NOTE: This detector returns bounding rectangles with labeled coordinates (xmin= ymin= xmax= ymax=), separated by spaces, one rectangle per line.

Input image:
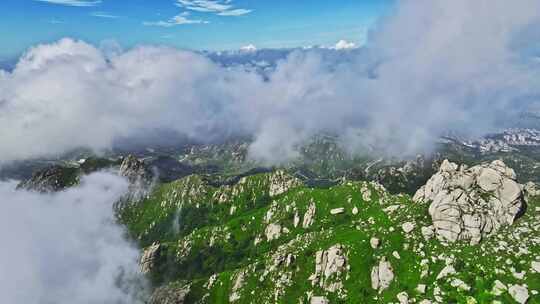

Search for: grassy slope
xmin=120 ymin=171 xmax=540 ymax=303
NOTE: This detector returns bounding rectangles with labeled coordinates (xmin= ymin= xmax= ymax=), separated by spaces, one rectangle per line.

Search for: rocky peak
xmin=119 ymin=155 xmax=152 ymax=184
xmin=414 ymin=159 xmax=525 ymax=244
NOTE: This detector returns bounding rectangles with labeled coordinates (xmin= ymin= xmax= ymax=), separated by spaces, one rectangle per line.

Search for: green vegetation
xmin=120 ymin=170 xmax=540 ymax=303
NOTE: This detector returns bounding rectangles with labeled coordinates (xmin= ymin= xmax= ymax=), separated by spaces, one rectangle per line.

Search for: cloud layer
xmin=0 ymin=172 xmax=148 ymax=304
xmin=2 ymin=0 xmax=540 ymax=163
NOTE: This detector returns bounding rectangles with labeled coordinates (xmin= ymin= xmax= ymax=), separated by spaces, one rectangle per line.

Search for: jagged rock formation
xmin=414 ymin=159 xmax=525 ymax=244
xmin=120 ymin=155 xmax=153 ymax=184
xmin=119 ymin=155 xmax=154 ymax=200
xmin=140 ymin=242 xmax=161 ymax=274
xmin=17 ymin=165 xmax=78 ymax=192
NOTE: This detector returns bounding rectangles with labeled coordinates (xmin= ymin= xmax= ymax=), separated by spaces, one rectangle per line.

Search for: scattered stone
xmin=436 ymin=265 xmax=456 ymax=280
xmin=531 ymin=261 xmax=540 ymax=273
xmin=361 ymin=185 xmax=372 ymax=201
xmin=491 ymin=280 xmax=507 ymax=296
xmin=293 ymin=212 xmax=300 ymax=228
xmin=384 ymin=205 xmax=401 ymax=213
xmin=421 ymin=226 xmax=435 ymax=240
xmin=450 ymin=278 xmax=470 ymax=291
xmin=397 ymin=291 xmax=409 ymax=304
xmin=402 ymin=222 xmax=415 ymax=234
xmin=370 ymin=237 xmax=380 ymax=249
xmin=229 ymin=270 xmax=246 ymax=302
xmin=310 ymin=296 xmax=329 ymax=304
xmin=509 ymin=284 xmax=529 ymax=304
xmin=330 ymin=208 xmax=345 ymax=215
xmin=524 ymin=181 xmax=540 ymax=197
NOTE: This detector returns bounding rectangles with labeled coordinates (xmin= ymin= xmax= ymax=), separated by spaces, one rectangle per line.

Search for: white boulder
xmin=414 ymin=160 xmax=525 ymax=244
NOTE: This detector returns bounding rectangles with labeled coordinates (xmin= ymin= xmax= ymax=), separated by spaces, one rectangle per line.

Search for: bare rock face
xmin=414 ymin=159 xmax=525 ymax=244
xmin=140 ymin=242 xmax=161 ymax=274
xmin=371 ymin=257 xmax=394 ymax=293
xmin=149 ymin=282 xmax=190 ymax=304
xmin=309 ymin=244 xmax=348 ymax=292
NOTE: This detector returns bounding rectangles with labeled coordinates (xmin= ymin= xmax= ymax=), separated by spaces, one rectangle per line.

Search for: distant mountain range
xmin=0 ymin=58 xmax=15 ymax=71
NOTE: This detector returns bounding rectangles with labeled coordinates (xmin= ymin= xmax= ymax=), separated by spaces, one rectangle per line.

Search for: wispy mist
xmin=1 ymin=0 xmax=540 ymax=163
xmin=0 ymin=172 xmax=148 ymax=304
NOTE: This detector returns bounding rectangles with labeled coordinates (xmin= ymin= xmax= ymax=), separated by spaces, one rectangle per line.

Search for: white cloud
xmin=2 ymin=0 xmax=540 ymax=164
xmin=34 ymin=0 xmax=101 ymax=7
xmin=332 ymin=39 xmax=357 ymax=50
xmin=177 ymin=0 xmax=252 ymax=16
xmin=0 ymin=172 xmax=149 ymax=304
xmin=90 ymin=11 xmax=121 ymax=19
xmin=217 ymin=8 xmax=252 ymax=16
xmin=143 ymin=12 xmax=208 ymax=26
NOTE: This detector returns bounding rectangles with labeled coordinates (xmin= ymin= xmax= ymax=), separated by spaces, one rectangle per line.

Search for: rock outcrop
xmin=303 ymin=201 xmax=316 ymax=228
xmin=17 ymin=165 xmax=78 ymax=192
xmin=229 ymin=270 xmax=246 ymax=302
xmin=140 ymin=242 xmax=161 ymax=274
xmin=413 ymin=160 xmax=525 ymax=244
xmin=149 ymin=282 xmax=190 ymax=304
xmin=309 ymin=244 xmax=348 ymax=292
xmin=265 ymin=223 xmax=282 ymax=241
xmin=268 ymin=170 xmax=302 ymax=197
xmin=371 ymin=257 xmax=394 ymax=293
xmin=119 ymin=155 xmax=154 ymax=200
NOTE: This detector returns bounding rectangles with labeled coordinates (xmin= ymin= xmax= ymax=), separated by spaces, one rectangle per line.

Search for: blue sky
xmin=0 ymin=0 xmax=393 ymax=60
